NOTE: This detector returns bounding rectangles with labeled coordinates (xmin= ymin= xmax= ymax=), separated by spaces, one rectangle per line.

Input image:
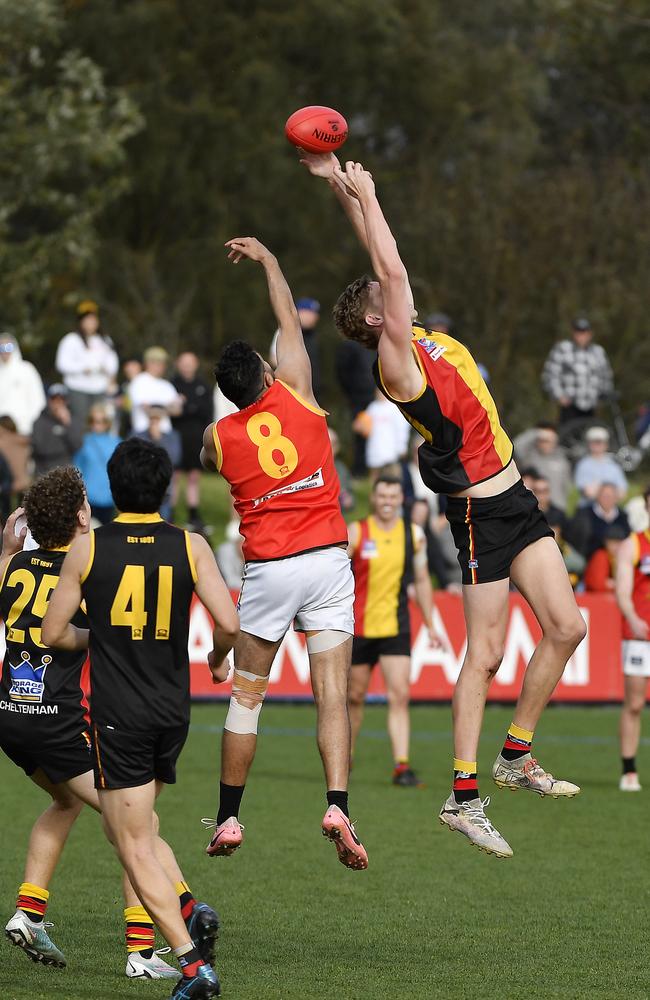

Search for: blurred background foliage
xmin=2 ymin=0 xmax=650 ymax=432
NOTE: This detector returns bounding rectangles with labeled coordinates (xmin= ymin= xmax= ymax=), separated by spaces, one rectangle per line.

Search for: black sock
xmin=175 ymin=944 xmax=203 ymax=978
xmin=326 ymin=790 xmax=349 ymax=816
xmin=138 ymin=947 xmax=154 ymax=959
xmin=217 ymin=781 xmax=245 ymax=825
xmin=622 ymin=756 xmax=637 ymax=774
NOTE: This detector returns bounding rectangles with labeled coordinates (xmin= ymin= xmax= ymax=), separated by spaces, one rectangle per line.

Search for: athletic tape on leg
xmin=224 ymin=669 xmax=268 ymax=735
xmin=306 ymin=630 xmax=350 ymax=654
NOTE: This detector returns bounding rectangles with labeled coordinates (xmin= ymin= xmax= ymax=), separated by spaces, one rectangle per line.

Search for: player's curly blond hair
xmin=23 ymin=466 xmax=86 ymax=550
xmin=332 ymin=275 xmax=379 ymax=348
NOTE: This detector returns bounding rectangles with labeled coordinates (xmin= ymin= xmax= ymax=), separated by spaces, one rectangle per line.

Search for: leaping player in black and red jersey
xmin=301 ymin=152 xmax=586 ymax=859
xmin=201 ymin=236 xmax=368 ymax=871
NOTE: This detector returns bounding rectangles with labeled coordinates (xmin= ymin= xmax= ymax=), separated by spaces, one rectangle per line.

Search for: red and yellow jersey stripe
xmin=351 ymin=516 xmax=415 ymax=638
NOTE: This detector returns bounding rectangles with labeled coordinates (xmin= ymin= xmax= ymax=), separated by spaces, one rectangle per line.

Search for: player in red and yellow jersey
xmin=301 ymin=151 xmax=586 ymax=859
xmin=200 ymin=237 xmax=367 ymax=871
xmin=348 ymin=475 xmax=443 ymax=787
xmin=615 ymin=485 xmax=650 ymax=792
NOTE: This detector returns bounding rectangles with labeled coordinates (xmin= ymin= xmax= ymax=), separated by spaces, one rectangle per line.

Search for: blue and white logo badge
xmin=8 ymin=651 xmax=52 ymax=704
xmin=361 ymin=539 xmax=379 ymax=560
xmin=417 ymin=338 xmax=447 ymax=362
xmin=468 ymin=559 xmax=479 ymax=570
xmin=639 ymin=555 xmax=650 ymax=576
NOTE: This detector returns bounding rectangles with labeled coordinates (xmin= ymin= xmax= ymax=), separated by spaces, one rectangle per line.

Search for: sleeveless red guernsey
xmin=622 ymin=530 xmax=650 ymax=640
xmin=373 ymin=323 xmax=513 ymax=494
xmin=213 ymin=380 xmax=347 ymax=561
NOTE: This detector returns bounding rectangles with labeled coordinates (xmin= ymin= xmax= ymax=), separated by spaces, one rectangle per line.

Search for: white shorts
xmin=622 ymin=640 xmax=650 ymax=678
xmin=237 ymin=546 xmax=355 ymax=643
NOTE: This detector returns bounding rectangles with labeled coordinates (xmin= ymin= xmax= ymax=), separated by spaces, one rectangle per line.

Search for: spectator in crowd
xmin=328 ymin=429 xmax=354 ymax=512
xmin=334 ymin=339 xmax=375 ymax=477
xmin=133 ymin=405 xmax=181 ymax=520
xmin=270 ymin=296 xmax=322 ymax=396
xmin=424 ymin=312 xmax=452 ymax=334
xmin=574 ymin=426 xmax=628 ymax=504
xmin=0 ymin=334 xmax=46 ymax=436
xmin=410 ymin=497 xmax=461 ymax=591
xmin=31 ymin=384 xmax=84 ymax=477
xmin=567 ymin=482 xmax=630 ymax=560
xmin=583 ymin=523 xmax=628 ymax=593
xmin=520 ymin=466 xmax=539 ymax=493
xmin=546 ymin=512 xmax=586 ymax=589
xmin=354 ymin=388 xmax=410 ymax=479
xmin=542 ymin=316 xmax=614 ymax=424
xmin=128 ymin=346 xmax=183 ymax=435
xmin=0 ymin=448 xmax=12 ymax=523
xmin=171 ymin=351 xmax=214 ymax=530
xmin=55 ymin=301 xmax=119 ymax=423
xmin=0 ymin=416 xmax=30 ymax=505
xmin=116 ymin=356 xmax=142 ymax=437
xmin=74 ymin=403 xmax=121 ymax=524
xmin=513 ymin=422 xmax=572 ymax=510
xmin=215 ymin=519 xmax=245 ymax=590
xmin=531 ymin=474 xmax=566 ymax=531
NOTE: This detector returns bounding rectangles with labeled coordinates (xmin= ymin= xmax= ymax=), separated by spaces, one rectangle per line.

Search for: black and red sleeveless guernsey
xmin=373 ymin=323 xmax=513 ymax=494
xmin=0 ymin=547 xmax=88 ymax=744
xmin=81 ymin=515 xmax=196 ymax=731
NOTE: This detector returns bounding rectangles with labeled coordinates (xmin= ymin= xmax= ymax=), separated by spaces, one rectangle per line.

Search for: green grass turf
xmin=1 ymin=703 xmax=648 ymax=1000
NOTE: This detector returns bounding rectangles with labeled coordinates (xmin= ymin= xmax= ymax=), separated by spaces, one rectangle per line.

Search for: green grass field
xmin=1 ymin=703 xmax=648 ymax=1000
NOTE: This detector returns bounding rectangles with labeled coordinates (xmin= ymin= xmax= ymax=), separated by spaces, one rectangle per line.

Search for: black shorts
xmin=91 ymin=722 xmax=189 ymax=790
xmin=0 ymin=730 xmax=92 ymax=785
xmin=445 ymin=479 xmax=554 ymax=585
xmin=351 ymin=633 xmax=411 ymax=665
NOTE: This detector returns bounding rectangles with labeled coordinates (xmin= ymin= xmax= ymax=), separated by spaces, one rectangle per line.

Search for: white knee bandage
xmin=224 ymin=669 xmax=269 ymax=735
xmin=306 ymin=629 xmax=350 ymax=654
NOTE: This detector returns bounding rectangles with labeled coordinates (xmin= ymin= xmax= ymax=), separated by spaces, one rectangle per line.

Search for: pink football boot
xmin=321 ymin=805 xmax=368 ymax=870
xmin=203 ymin=816 xmax=244 ymax=857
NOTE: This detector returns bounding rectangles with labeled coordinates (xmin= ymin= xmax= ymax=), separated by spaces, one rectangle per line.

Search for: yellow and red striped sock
xmin=502 ymin=722 xmax=534 ymax=761
xmin=452 ymin=758 xmax=478 ymax=804
xmin=176 ymin=881 xmax=197 ymax=923
xmin=17 ymin=882 xmax=48 ymax=923
xmin=124 ymin=905 xmax=154 ymax=956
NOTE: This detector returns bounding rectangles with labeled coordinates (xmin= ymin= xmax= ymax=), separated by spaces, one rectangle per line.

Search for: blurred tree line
xmin=2 ymin=0 xmax=650 ymax=434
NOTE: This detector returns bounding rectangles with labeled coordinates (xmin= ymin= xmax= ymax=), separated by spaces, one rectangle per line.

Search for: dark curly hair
xmin=24 ymin=466 xmax=86 ymax=550
xmin=108 ymin=438 xmax=172 ymax=514
xmin=332 ymin=275 xmax=378 ymax=348
xmin=214 ymin=340 xmax=264 ymax=409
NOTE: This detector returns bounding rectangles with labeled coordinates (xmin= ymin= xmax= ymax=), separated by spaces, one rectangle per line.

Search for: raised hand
xmin=297 ymin=149 xmax=340 ymax=179
xmin=2 ymin=507 xmax=27 ymax=558
xmin=225 ymin=237 xmax=273 ymax=264
xmin=333 ymin=161 xmax=375 ymax=202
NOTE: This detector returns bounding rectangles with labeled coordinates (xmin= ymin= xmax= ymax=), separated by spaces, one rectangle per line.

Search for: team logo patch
xmin=252 ymin=469 xmax=324 ymax=508
xmin=639 ymin=556 xmax=650 ymax=576
xmin=416 ymin=338 xmax=447 ymax=362
xmin=8 ymin=650 xmax=52 ymax=704
xmin=361 ymin=540 xmax=379 ymax=559
xmin=468 ymin=559 xmax=479 ymax=569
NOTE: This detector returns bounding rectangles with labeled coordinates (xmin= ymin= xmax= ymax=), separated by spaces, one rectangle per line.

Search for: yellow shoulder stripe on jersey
xmin=80 ymin=531 xmax=95 ymax=584
xmin=432 ymin=332 xmax=513 ymax=467
xmin=184 ymin=531 xmax=198 ymax=584
xmin=50 ymin=545 xmax=71 ymax=552
xmin=276 ymin=380 xmax=329 ymax=416
xmin=376 ymin=341 xmax=427 ymax=404
xmin=212 ymin=424 xmax=223 ymax=472
xmin=0 ymin=552 xmax=18 ymax=593
xmin=114 ymin=513 xmax=163 ymax=524
xmin=632 ymin=533 xmax=641 ymax=567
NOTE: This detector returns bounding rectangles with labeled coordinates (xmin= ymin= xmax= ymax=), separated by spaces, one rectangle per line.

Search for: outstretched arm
xmin=299 ymin=151 xmax=369 ymax=251
xmin=224 ymin=237 xmax=317 ymax=404
xmin=336 ymin=161 xmax=421 ymax=401
xmin=41 ymin=536 xmax=91 ymax=650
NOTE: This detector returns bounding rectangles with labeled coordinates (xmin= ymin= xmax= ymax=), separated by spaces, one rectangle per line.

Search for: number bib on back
xmin=214 ymin=380 xmax=347 ymax=562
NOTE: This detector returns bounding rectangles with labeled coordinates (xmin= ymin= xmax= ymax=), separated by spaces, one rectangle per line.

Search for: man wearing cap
xmin=31 ymin=385 xmax=84 ymax=477
xmin=574 ymin=426 xmax=628 ymax=504
xmin=128 ymin=347 xmax=183 ymax=437
xmin=55 ymin=301 xmax=119 ymax=423
xmin=541 ymin=317 xmax=614 ymax=425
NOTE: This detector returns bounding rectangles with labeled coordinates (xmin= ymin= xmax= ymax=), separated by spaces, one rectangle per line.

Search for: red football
xmin=285 ymin=106 xmax=348 ymax=154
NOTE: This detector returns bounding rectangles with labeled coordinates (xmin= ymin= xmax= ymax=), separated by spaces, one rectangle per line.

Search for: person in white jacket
xmin=0 ymin=335 xmax=46 ymax=436
xmin=55 ymin=301 xmax=119 ymax=422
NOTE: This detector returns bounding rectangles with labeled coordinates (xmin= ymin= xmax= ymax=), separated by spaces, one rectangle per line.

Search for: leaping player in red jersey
xmin=200 ymin=236 xmax=367 ymax=871
xmin=301 ymin=151 xmax=587 ymax=859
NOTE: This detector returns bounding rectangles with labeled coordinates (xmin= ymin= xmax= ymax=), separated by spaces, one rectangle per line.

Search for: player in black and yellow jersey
xmin=348 ymin=475 xmax=443 ymax=787
xmin=0 ymin=467 xmax=188 ymax=981
xmin=43 ymin=439 xmax=239 ymax=1000
xmin=301 ymin=151 xmax=586 ymax=859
